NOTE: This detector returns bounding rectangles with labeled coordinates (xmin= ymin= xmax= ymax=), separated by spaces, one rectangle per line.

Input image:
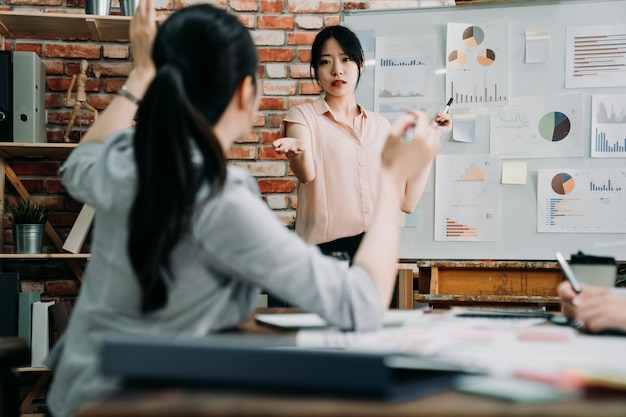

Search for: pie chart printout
xmin=551 ymin=172 xmax=575 ymax=195
xmin=463 ymin=25 xmax=485 ymax=47
xmin=477 ymin=49 xmax=496 ymax=66
xmin=448 ymin=50 xmax=467 ymax=67
xmin=538 ymin=111 xmax=571 ymax=142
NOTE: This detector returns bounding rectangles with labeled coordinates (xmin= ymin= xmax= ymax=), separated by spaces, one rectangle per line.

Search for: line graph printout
xmin=591 ymin=94 xmax=626 ymax=157
xmin=375 ymin=35 xmax=437 ymax=121
xmin=538 ymin=168 xmax=626 ymax=233
xmin=490 ymin=94 xmax=584 ymax=158
xmin=446 ymin=20 xmax=508 ymax=107
xmin=434 ymin=154 xmax=500 ymax=241
xmin=566 ymin=25 xmax=626 ymax=89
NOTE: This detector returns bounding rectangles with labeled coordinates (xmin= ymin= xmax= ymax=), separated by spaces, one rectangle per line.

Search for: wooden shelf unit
xmin=0 ymin=254 xmax=90 ymax=259
xmin=0 ymin=11 xmax=131 ymax=43
xmin=16 ymin=366 xmax=51 ymax=415
xmin=0 ymin=143 xmax=77 ymax=159
xmin=0 ymin=143 xmax=87 ymax=281
xmin=0 ymin=12 xmax=106 ymax=415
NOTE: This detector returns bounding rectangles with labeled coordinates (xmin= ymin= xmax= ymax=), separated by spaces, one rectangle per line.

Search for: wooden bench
xmin=397 ymin=260 xmax=564 ymax=310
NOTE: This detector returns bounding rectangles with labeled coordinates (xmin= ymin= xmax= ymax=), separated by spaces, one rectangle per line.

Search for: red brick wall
xmin=1 ymin=0 xmax=458 ymax=299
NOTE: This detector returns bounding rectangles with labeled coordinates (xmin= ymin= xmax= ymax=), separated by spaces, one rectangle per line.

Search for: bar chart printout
xmin=435 ymin=155 xmax=500 ymax=241
xmin=445 ymin=218 xmax=478 ymax=238
xmin=537 ymin=168 xmax=626 ymax=233
xmin=566 ymin=25 xmax=626 ymax=89
xmin=591 ymin=95 xmax=626 ymax=157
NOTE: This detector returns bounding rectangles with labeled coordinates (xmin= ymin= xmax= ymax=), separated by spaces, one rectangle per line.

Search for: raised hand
xmin=129 ymin=0 xmax=157 ymax=82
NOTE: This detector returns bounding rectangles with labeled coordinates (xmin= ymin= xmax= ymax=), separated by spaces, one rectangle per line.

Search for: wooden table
xmin=77 ymin=387 xmax=626 ymax=417
xmin=413 ymin=260 xmax=564 ymax=310
xmin=76 ymin=309 xmax=626 ymax=417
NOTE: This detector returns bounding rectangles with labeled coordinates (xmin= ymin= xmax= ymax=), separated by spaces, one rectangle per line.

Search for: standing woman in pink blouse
xmin=274 ymin=25 xmax=451 ymax=260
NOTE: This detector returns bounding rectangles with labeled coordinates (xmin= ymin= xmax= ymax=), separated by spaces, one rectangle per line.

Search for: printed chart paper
xmin=591 ymin=94 xmax=626 ymax=157
xmin=537 ymin=168 xmax=626 ymax=233
xmin=375 ymin=35 xmax=437 ymax=122
xmin=490 ymin=94 xmax=584 ymax=158
xmin=566 ymin=25 xmax=626 ymax=89
xmin=446 ymin=20 xmax=509 ymax=107
xmin=434 ymin=154 xmax=500 ymax=241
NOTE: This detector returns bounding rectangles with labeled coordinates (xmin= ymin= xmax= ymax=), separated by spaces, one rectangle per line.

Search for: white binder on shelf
xmin=31 ymin=300 xmax=54 ymax=367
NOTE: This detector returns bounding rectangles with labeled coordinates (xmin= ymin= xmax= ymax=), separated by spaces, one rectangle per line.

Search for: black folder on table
xmin=100 ymin=333 xmax=466 ymax=403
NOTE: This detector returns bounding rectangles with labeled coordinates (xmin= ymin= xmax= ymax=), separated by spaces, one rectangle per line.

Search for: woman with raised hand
xmin=45 ymin=3 xmax=441 ymax=416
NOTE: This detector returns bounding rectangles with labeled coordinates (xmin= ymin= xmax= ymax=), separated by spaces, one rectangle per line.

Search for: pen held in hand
xmin=403 ymin=117 xmax=417 ymax=142
xmin=403 ymin=98 xmax=453 ymax=141
xmin=433 ymin=97 xmax=453 ymax=126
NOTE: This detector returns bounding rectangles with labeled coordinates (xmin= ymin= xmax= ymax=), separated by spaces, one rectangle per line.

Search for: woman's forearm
xmin=400 ymin=159 xmax=434 ymax=213
xmin=352 ymin=169 xmax=404 ymax=307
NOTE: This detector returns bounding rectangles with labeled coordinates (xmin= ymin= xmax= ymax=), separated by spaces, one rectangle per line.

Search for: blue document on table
xmin=100 ymin=332 xmax=466 ymax=403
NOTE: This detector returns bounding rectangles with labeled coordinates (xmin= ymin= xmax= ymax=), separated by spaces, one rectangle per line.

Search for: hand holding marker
xmin=441 ymin=97 xmax=453 ymax=114
xmin=404 ymin=97 xmax=453 ymax=141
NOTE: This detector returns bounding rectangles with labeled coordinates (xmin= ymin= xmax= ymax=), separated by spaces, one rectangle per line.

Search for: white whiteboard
xmin=343 ymin=0 xmax=626 ymax=261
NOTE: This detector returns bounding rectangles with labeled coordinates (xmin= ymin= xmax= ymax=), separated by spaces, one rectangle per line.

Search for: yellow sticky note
xmin=502 ymin=161 xmax=527 ymax=185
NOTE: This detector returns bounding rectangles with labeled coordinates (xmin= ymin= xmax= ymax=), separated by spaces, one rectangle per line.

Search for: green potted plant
xmin=5 ymin=199 xmax=53 ymax=254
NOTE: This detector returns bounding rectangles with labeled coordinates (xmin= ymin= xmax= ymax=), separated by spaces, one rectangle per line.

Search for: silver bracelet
xmin=118 ymin=85 xmax=142 ymax=105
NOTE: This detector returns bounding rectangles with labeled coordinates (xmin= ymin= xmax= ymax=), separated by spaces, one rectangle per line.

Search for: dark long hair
xmin=310 ymin=25 xmax=364 ymax=86
xmin=128 ymin=4 xmax=258 ymax=313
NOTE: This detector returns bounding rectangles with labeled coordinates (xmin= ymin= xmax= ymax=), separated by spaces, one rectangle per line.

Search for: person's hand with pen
xmin=557 ymin=281 xmax=626 ymax=335
xmin=398 ymin=98 xmax=451 ymax=213
xmin=404 ymin=97 xmax=452 ymax=142
xmin=431 ymin=97 xmax=453 ymax=133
